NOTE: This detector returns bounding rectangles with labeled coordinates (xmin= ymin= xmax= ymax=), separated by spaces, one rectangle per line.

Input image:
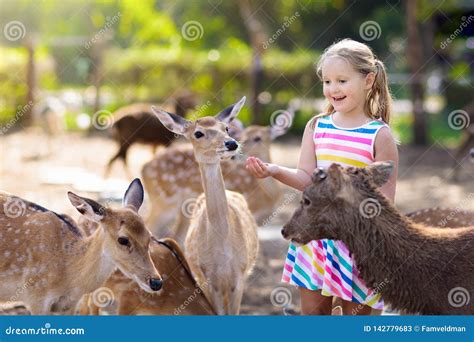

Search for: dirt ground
xmin=1 ymin=129 xmax=473 ymax=315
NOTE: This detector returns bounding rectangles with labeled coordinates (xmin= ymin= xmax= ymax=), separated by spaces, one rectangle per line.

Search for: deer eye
xmin=225 ymin=127 xmax=229 ymax=133
xmin=254 ymin=137 xmax=262 ymax=142
xmin=194 ymin=131 xmax=204 ymax=139
xmin=302 ymin=197 xmax=311 ymax=206
xmin=118 ymin=237 xmax=131 ymax=247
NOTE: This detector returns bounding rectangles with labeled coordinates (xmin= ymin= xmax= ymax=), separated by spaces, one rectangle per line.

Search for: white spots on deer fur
xmin=174 ymin=155 xmax=184 ymax=163
xmin=14 ymin=238 xmax=19 ymax=244
xmin=244 ymin=177 xmax=252 ymax=184
xmin=25 ymin=229 xmax=30 ymax=235
xmin=15 ymin=228 xmax=20 ymax=234
xmin=4 ymin=250 xmax=11 ymax=257
xmin=7 ymin=227 xmax=12 ymax=232
xmin=39 ymin=244 xmax=46 ymax=252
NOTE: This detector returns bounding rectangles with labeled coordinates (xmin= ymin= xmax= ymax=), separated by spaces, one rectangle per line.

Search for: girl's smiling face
xmin=321 ymin=56 xmax=374 ymax=116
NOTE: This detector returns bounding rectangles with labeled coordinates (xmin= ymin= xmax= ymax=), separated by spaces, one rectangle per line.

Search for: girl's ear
xmin=365 ymin=72 xmax=376 ymax=90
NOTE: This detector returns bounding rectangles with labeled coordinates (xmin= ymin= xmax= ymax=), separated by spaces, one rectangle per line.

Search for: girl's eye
xmin=194 ymin=131 xmax=204 ymax=139
xmin=324 ymin=81 xmax=330 ymax=84
xmin=339 ymin=80 xmax=346 ymax=83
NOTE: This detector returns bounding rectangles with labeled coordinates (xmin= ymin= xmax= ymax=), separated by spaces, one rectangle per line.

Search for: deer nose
xmin=281 ymin=226 xmax=288 ymax=239
xmin=225 ymin=140 xmax=238 ymax=151
xmin=149 ymin=278 xmax=163 ymax=291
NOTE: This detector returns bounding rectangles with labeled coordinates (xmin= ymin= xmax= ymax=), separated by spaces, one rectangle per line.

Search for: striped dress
xmin=282 ymin=114 xmax=388 ymax=309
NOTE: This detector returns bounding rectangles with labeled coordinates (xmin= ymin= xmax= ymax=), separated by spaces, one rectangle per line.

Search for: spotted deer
xmin=152 ymin=97 xmax=259 ymax=315
xmin=77 ymin=237 xmax=215 ymax=315
xmin=406 ymin=207 xmax=474 ymax=228
xmin=142 ymin=121 xmax=289 ymax=243
xmin=0 ymin=179 xmax=162 ymax=315
xmin=282 ymin=162 xmax=474 ymax=314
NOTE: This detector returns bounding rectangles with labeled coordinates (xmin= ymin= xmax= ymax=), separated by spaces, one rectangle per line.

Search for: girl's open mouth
xmin=333 ymin=96 xmax=346 ymax=102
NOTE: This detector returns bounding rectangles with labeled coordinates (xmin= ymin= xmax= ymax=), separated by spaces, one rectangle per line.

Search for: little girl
xmin=246 ymin=39 xmax=399 ymax=315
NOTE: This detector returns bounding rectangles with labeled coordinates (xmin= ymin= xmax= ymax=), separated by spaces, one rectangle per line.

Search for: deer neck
xmin=198 ymin=161 xmax=231 ymax=237
xmin=72 ymin=227 xmax=116 ymax=293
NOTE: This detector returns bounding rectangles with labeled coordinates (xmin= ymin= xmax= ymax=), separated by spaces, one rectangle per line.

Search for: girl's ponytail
xmin=366 ymin=59 xmax=392 ymax=124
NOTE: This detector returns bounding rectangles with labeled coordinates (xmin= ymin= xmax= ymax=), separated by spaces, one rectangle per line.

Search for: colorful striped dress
xmin=282 ymin=114 xmax=388 ymax=309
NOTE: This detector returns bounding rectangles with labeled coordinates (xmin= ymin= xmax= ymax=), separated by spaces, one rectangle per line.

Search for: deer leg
xmin=105 ymin=143 xmax=130 ymax=178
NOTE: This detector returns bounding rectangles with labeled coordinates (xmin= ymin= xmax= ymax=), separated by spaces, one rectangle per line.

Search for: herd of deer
xmin=1 ymin=96 xmax=473 ymax=315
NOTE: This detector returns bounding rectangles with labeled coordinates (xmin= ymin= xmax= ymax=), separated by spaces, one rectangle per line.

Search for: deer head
xmin=281 ymin=162 xmax=393 ymax=244
xmin=68 ymin=179 xmax=162 ymax=293
xmin=152 ymin=97 xmax=246 ymax=163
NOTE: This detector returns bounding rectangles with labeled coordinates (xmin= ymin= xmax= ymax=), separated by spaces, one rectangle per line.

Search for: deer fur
xmin=282 ymin=162 xmax=474 ymax=315
xmin=406 ymin=207 xmax=474 ymax=228
xmin=152 ymin=97 xmax=259 ymax=315
xmin=0 ymin=179 xmax=162 ymax=314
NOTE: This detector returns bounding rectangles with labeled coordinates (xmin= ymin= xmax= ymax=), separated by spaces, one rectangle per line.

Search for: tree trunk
xmin=24 ymin=38 xmax=36 ymax=126
xmin=238 ymin=0 xmax=267 ymax=124
xmin=405 ymin=0 xmax=427 ymax=145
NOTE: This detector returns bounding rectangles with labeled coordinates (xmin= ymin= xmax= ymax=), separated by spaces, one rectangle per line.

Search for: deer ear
xmin=327 ymin=163 xmax=344 ymax=190
xmin=68 ymin=192 xmax=105 ymax=222
xmin=151 ymin=106 xmax=191 ymax=135
xmin=227 ymin=118 xmax=245 ymax=140
xmin=123 ymin=178 xmax=144 ymax=212
xmin=366 ymin=161 xmax=393 ymax=187
xmin=216 ymin=96 xmax=246 ymax=123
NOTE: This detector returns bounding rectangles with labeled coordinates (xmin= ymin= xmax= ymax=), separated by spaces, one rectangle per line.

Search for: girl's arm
xmin=246 ymin=119 xmax=317 ymax=191
xmin=374 ymin=127 xmax=399 ymax=202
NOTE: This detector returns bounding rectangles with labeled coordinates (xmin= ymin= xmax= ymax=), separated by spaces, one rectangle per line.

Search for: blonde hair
xmin=316 ymin=38 xmax=392 ymax=124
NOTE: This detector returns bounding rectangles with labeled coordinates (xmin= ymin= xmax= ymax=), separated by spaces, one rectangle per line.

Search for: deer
xmin=77 ymin=236 xmax=215 ymax=315
xmin=0 ymin=178 xmax=162 ymax=315
xmin=142 ymin=119 xmax=291 ymax=243
xmin=152 ymin=97 xmax=259 ymax=315
xmin=406 ymin=207 xmax=474 ymax=228
xmin=282 ymin=162 xmax=474 ymax=315
xmin=105 ymin=92 xmax=197 ymax=176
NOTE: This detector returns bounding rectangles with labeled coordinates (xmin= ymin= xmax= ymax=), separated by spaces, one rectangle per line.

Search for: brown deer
xmin=0 ymin=179 xmax=162 ymax=314
xmin=142 ymin=122 xmax=289 ymax=243
xmin=282 ymin=162 xmax=474 ymax=315
xmin=77 ymin=237 xmax=215 ymax=315
xmin=105 ymin=93 xmax=197 ymax=176
xmin=152 ymin=97 xmax=259 ymax=315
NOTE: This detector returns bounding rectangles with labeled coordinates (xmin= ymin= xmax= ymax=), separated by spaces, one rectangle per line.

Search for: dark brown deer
xmin=282 ymin=162 xmax=474 ymax=315
xmin=105 ymin=93 xmax=197 ymax=176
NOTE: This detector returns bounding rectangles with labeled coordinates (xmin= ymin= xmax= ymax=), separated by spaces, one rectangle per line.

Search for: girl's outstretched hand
xmin=245 ymin=156 xmax=279 ymax=178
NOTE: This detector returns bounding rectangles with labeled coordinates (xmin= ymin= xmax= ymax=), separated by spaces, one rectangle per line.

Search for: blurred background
xmin=0 ymin=0 xmax=473 ymax=315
